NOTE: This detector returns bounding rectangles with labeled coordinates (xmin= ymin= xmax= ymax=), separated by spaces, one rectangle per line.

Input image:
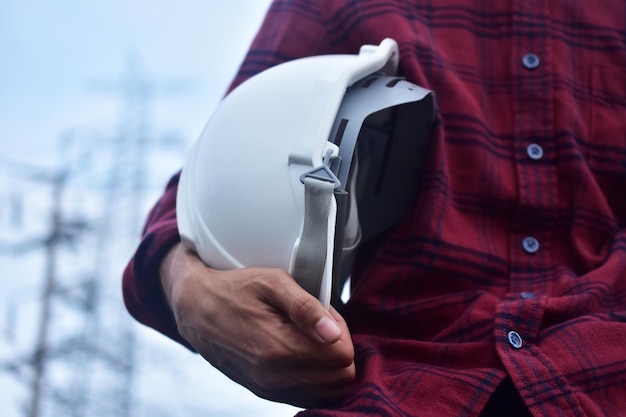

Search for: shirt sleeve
xmin=121 ymin=0 xmax=339 ymax=349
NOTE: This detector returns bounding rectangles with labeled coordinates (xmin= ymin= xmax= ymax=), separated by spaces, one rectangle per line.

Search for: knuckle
xmin=248 ymin=342 xmax=289 ymax=368
xmin=289 ymin=294 xmax=319 ymax=323
xmin=254 ymin=349 xmax=281 ymax=366
xmin=252 ymin=372 xmax=284 ymax=393
xmin=245 ymin=268 xmax=286 ymax=293
xmin=336 ymin=350 xmax=356 ymax=368
xmin=321 ymin=339 xmax=355 ymax=368
xmin=246 ymin=360 xmax=289 ymax=394
xmin=340 ymin=363 xmax=357 ymax=384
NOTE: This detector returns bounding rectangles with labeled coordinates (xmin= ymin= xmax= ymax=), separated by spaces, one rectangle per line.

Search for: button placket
xmin=508 ymin=7 xmax=552 ymax=319
xmin=507 ymin=331 xmax=523 ymax=349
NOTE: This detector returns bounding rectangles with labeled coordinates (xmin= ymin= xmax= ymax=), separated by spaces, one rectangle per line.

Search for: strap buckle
xmin=299 ymin=149 xmax=342 ymax=190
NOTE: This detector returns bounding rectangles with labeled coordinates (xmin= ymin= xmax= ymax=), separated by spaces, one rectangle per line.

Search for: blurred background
xmin=0 ymin=1 xmax=302 ymax=416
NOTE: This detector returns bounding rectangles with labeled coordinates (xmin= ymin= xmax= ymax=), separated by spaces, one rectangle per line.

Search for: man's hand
xmin=160 ymin=243 xmax=356 ymax=408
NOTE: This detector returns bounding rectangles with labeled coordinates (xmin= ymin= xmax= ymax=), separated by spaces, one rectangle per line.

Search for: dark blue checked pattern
xmin=123 ymin=1 xmax=626 ymax=415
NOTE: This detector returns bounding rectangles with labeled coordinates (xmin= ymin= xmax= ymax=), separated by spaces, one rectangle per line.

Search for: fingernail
xmin=315 ymin=316 xmax=341 ymax=343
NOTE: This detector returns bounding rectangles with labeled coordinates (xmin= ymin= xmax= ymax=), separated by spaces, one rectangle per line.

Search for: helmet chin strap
xmin=292 ymin=145 xmax=364 ymax=309
xmin=292 ymin=176 xmax=336 ymax=309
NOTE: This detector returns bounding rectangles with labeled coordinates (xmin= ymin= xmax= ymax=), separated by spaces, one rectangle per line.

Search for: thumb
xmin=293 ymin=297 xmax=343 ymax=344
xmin=266 ymin=272 xmax=342 ymax=344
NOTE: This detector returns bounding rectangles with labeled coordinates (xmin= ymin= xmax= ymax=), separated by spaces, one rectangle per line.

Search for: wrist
xmin=159 ymin=242 xmax=185 ymax=310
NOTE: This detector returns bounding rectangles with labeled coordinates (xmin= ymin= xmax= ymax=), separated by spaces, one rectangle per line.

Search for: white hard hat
xmin=177 ymin=38 xmax=435 ymax=307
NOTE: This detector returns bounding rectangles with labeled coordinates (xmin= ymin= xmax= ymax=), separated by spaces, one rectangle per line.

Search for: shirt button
xmin=522 ymin=53 xmax=540 ymax=70
xmin=522 ymin=237 xmax=540 ymax=254
xmin=508 ymin=331 xmax=523 ymax=349
xmin=526 ymin=143 xmax=544 ymax=160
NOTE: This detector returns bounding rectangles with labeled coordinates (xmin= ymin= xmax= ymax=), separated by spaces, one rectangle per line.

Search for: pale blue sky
xmin=0 ymin=0 xmax=272 ymax=159
xmin=0 ymin=1 xmax=303 ymax=416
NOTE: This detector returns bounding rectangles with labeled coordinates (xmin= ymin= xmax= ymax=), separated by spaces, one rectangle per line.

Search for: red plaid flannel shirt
xmin=123 ymin=1 xmax=626 ymax=415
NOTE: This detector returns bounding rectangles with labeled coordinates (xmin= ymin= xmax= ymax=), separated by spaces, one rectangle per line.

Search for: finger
xmin=261 ymin=270 xmax=343 ymax=344
xmin=218 ymin=352 xmax=356 ymax=407
xmin=257 ymin=371 xmax=357 ymax=408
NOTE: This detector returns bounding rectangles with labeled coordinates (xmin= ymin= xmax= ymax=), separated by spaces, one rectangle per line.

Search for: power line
xmin=0 ymin=52 xmax=189 ymax=417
